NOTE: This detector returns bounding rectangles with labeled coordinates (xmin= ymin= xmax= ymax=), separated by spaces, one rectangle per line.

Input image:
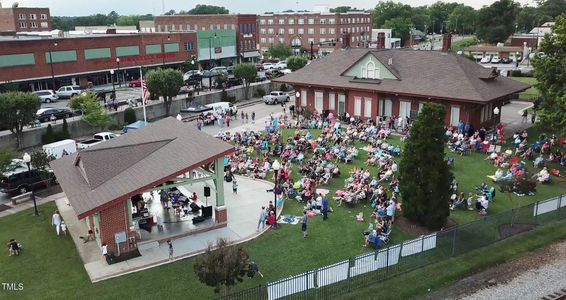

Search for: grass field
xmin=510 ymin=77 xmax=541 ymax=100
xmin=0 ymin=126 xmax=564 ymax=299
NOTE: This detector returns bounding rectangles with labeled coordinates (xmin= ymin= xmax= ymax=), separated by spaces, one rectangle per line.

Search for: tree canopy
xmin=51 ymin=11 xmax=153 ymax=31
xmin=330 ymin=6 xmax=364 ymax=13
xmin=146 ymin=68 xmax=184 ymax=116
xmin=267 ymin=42 xmax=293 ymax=59
xmin=178 ymin=4 xmax=229 ymax=15
xmin=476 ymin=0 xmax=520 ymax=43
xmin=532 ymin=14 xmax=566 ymax=136
xmin=70 ymin=92 xmax=112 ymax=130
xmin=233 ymin=64 xmax=257 ymax=99
xmin=287 ymin=56 xmax=308 ymax=71
xmin=0 ymin=147 xmax=17 ymax=174
xmin=0 ymin=92 xmax=41 ymax=149
xmin=399 ymin=103 xmax=452 ymax=230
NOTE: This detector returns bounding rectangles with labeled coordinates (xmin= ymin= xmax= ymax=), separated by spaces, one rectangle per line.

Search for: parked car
xmin=43 ymin=139 xmax=77 ymax=159
xmin=205 ymin=102 xmax=237 ymax=118
xmin=183 ymin=70 xmax=202 ymax=81
xmin=490 ymin=56 xmax=501 ymax=64
xmin=256 ymin=64 xmax=264 ymax=71
xmin=500 ymin=57 xmax=512 ymax=64
xmin=480 ymin=56 xmax=491 ymax=64
xmin=262 ymin=62 xmax=275 ymax=70
xmin=280 ymin=69 xmax=292 ymax=75
xmin=226 ymin=66 xmax=234 ymax=73
xmin=256 ymin=73 xmax=267 ymax=82
xmin=209 ymin=66 xmax=228 ymax=76
xmin=275 ymin=61 xmax=287 ymax=70
xmin=56 ymin=85 xmax=82 ymax=99
xmin=32 ymin=90 xmax=59 ymax=103
xmin=128 ymin=80 xmax=144 ymax=87
xmin=77 ymin=132 xmax=119 ymax=150
xmin=226 ymin=75 xmax=243 ymax=88
xmin=0 ymin=159 xmax=56 ymax=196
xmin=263 ymin=91 xmax=290 ymax=105
xmin=473 ymin=53 xmax=484 ymax=61
xmin=35 ymin=107 xmax=74 ymax=123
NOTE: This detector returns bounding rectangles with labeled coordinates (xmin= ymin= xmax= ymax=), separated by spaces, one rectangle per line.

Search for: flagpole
xmin=140 ymin=66 xmax=147 ymax=123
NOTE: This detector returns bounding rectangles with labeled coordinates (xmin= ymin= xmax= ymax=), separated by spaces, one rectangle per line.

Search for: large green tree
xmin=532 ymin=14 xmax=566 ymax=136
xmin=185 ymin=4 xmax=229 ymax=15
xmin=0 ymin=147 xmax=17 ymax=173
xmin=70 ymin=92 xmax=112 ymax=130
xmin=146 ymin=68 xmax=184 ymax=116
xmin=267 ymin=42 xmax=293 ymax=59
xmin=373 ymin=1 xmax=413 ymax=29
xmin=233 ymin=63 xmax=257 ymax=99
xmin=428 ymin=1 xmax=460 ymax=33
xmin=399 ymin=103 xmax=452 ymax=230
xmin=447 ymin=5 xmax=477 ymax=34
xmin=0 ymin=92 xmax=41 ymax=149
xmin=476 ymin=0 xmax=519 ymax=43
xmin=539 ymin=0 xmax=566 ymax=19
xmin=287 ymin=56 xmax=308 ymax=71
xmin=516 ymin=6 xmax=552 ymax=33
xmin=194 ymin=238 xmax=255 ymax=295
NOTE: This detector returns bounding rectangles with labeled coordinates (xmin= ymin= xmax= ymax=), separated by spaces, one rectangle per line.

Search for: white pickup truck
xmin=77 ymin=132 xmax=119 ymax=150
xmin=263 ymin=91 xmax=290 ymax=105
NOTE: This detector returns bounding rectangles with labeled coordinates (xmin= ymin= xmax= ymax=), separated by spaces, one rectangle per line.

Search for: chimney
xmin=341 ymin=32 xmax=351 ymax=49
xmin=377 ymin=32 xmax=385 ymax=49
xmin=442 ymin=33 xmax=452 ymax=52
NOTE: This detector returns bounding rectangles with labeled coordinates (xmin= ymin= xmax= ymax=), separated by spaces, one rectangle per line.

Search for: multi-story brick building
xmin=258 ymin=11 xmax=372 ymax=56
xmin=153 ymin=14 xmax=259 ymax=62
xmin=0 ymin=32 xmax=197 ymax=90
xmin=0 ymin=5 xmax=51 ymax=35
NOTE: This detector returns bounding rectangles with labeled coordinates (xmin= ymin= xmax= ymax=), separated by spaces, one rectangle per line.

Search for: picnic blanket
xmin=278 ymin=215 xmax=301 ymax=225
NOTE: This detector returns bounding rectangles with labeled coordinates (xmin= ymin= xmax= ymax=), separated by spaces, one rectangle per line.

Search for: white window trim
xmin=354 ymin=97 xmax=362 ymax=116
xmin=301 ymin=89 xmax=307 ymax=106
xmin=364 ymin=97 xmax=372 ymax=118
xmin=329 ymin=93 xmax=336 ymax=110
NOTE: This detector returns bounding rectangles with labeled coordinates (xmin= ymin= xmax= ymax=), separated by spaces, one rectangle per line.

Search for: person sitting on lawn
xmin=535 ymin=167 xmax=551 ymax=183
xmin=533 ymin=155 xmax=545 ymax=168
xmin=493 ymin=168 xmax=504 ymax=182
xmin=7 ymin=239 xmax=20 ymax=256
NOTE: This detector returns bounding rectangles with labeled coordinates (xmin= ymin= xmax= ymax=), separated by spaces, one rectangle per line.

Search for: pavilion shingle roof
xmin=51 ymin=117 xmax=234 ymax=219
xmin=275 ymin=48 xmax=529 ymax=103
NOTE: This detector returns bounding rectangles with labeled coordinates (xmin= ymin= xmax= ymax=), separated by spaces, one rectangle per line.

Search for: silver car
xmin=32 ymin=90 xmax=59 ymax=103
xmin=56 ymin=85 xmax=82 ymax=99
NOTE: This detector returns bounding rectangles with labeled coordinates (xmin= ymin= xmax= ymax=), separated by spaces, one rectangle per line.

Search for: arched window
xmin=366 ymin=60 xmax=376 ymax=79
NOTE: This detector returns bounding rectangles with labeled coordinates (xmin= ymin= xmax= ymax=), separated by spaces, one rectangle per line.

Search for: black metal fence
xmin=219 ymin=194 xmax=566 ymax=300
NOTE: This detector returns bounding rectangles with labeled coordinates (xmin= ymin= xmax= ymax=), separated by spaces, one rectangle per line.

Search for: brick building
xmin=51 ymin=117 xmax=234 ymax=255
xmin=153 ymin=14 xmax=259 ymax=62
xmin=275 ymin=37 xmax=529 ymax=130
xmin=257 ymin=11 xmax=372 ymax=56
xmin=0 ymin=5 xmax=51 ymax=35
xmin=0 ymin=32 xmax=197 ymax=90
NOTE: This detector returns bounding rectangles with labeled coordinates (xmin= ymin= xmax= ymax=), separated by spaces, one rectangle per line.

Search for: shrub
xmin=124 ymin=107 xmax=137 ymax=125
xmin=42 ymin=124 xmax=56 ymax=144
xmin=254 ymin=87 xmax=266 ymax=98
xmin=280 ymin=83 xmax=288 ymax=92
xmin=221 ymin=90 xmax=236 ymax=103
xmin=58 ymin=118 xmax=71 ymax=140
xmin=107 ymin=123 xmax=123 ymax=131
xmin=303 ymin=107 xmax=312 ymax=119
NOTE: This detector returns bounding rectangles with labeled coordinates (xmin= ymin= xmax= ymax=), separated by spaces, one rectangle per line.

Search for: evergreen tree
xmin=124 ymin=107 xmax=137 ymax=125
xmin=42 ymin=124 xmax=56 ymax=144
xmin=59 ymin=118 xmax=71 ymax=140
xmin=398 ymin=103 xmax=453 ymax=230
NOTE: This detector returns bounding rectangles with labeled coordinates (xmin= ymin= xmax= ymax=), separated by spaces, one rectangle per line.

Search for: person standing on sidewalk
xmin=245 ymin=112 xmax=249 ymax=123
xmin=241 ymin=111 xmax=245 ymax=122
xmin=522 ymin=109 xmax=528 ymax=123
xmin=52 ymin=210 xmax=62 ymax=236
xmin=226 ymin=114 xmax=231 ymax=127
xmin=167 ymin=240 xmax=173 ymax=260
xmin=251 ymin=111 xmax=256 ymax=124
xmin=256 ymin=206 xmax=267 ymax=232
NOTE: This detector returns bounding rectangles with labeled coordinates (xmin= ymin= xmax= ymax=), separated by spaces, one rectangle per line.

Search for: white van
xmin=43 ymin=139 xmax=77 ymax=159
xmin=205 ymin=102 xmax=237 ymax=118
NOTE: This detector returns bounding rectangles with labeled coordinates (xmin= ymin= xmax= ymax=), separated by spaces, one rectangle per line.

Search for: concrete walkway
xmin=0 ymin=191 xmax=65 ymax=218
xmin=499 ymin=101 xmax=534 ymax=138
xmin=55 ymin=175 xmax=277 ymax=283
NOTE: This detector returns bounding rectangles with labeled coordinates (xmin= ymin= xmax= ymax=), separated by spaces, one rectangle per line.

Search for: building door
xmin=399 ymin=101 xmax=411 ymax=118
xmin=379 ymin=98 xmax=392 ymax=116
xmin=338 ymin=94 xmax=345 ymax=115
xmin=450 ymin=106 xmax=460 ymax=126
xmin=314 ymin=91 xmax=323 ymax=113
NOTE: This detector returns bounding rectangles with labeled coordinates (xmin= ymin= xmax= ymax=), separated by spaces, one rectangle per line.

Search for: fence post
xmin=451 ymin=227 xmax=458 ymax=257
xmin=385 ymin=247 xmax=390 ymax=274
xmin=304 ymin=271 xmax=309 ymax=300
xmin=257 ymin=284 xmax=261 ymax=300
xmin=347 ymin=257 xmax=353 ymax=292
xmin=557 ymin=195 xmax=562 ymax=218
xmin=421 ymin=235 xmax=425 ymax=253
xmin=534 ymin=201 xmax=539 ymax=224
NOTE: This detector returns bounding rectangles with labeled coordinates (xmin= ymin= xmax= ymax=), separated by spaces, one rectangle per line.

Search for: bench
xmin=11 ymin=192 xmax=33 ymax=205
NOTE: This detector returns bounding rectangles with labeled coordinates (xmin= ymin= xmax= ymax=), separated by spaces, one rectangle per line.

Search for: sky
xmin=14 ymin=0 xmax=537 ymax=16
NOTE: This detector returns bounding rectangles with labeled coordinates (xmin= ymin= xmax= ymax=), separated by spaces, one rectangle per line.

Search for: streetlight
xmin=116 ymin=58 xmax=121 ymax=87
xmin=208 ymin=33 xmax=217 ymax=69
xmin=310 ymin=41 xmax=314 ymax=60
xmin=272 ymin=160 xmax=281 ymax=229
xmin=110 ymin=69 xmax=116 ymax=102
xmin=48 ymin=42 xmax=58 ymax=90
xmin=492 ymin=106 xmax=500 ymax=140
xmin=515 ymin=51 xmax=520 ymax=69
xmin=22 ymin=153 xmax=39 ymax=217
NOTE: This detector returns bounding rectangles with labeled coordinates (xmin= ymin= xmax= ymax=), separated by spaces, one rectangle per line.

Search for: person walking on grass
xmin=52 ymin=210 xmax=62 ymax=236
xmin=167 ymin=240 xmax=173 ymax=260
xmin=300 ymin=210 xmax=308 ymax=238
xmin=250 ymin=260 xmax=264 ymax=278
xmin=257 ymin=206 xmax=267 ymax=232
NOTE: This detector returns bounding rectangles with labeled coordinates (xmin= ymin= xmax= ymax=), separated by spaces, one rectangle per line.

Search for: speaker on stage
xmin=204 ymin=186 xmax=211 ymax=197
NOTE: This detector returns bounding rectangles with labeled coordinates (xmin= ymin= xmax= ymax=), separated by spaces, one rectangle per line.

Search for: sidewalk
xmin=55 ymin=175 xmax=278 ymax=283
xmin=0 ymin=191 xmax=65 ymax=218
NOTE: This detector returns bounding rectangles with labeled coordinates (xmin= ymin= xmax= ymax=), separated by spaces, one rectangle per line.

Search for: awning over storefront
xmin=240 ymin=51 xmax=260 ymax=58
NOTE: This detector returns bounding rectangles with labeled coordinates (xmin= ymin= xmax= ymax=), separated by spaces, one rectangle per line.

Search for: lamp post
xmin=22 ymin=153 xmax=39 ymax=217
xmin=515 ymin=51 xmax=520 ymax=69
xmin=48 ymin=42 xmax=58 ymax=90
xmin=208 ymin=33 xmax=217 ymax=69
xmin=310 ymin=41 xmax=314 ymax=60
xmin=116 ymin=58 xmax=121 ymax=87
xmin=110 ymin=69 xmax=116 ymax=101
xmin=492 ymin=106 xmax=500 ymax=141
xmin=272 ymin=160 xmax=281 ymax=229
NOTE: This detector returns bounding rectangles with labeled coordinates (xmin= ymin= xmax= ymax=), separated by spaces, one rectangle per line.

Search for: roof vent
xmin=388 ymin=58 xmax=393 ymax=65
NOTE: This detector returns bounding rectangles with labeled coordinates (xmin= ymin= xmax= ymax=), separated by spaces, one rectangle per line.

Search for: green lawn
xmin=451 ymin=37 xmax=479 ymax=52
xmin=510 ymin=77 xmax=540 ymax=100
xmin=0 ymin=126 xmax=564 ymax=299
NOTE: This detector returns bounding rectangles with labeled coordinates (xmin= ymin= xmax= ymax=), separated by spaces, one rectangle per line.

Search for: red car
xmin=128 ymin=80 xmax=144 ymax=87
xmin=255 ymin=64 xmax=264 ymax=71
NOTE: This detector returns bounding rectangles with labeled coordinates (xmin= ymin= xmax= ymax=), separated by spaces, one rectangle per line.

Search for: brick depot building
xmin=0 ymin=6 xmax=51 ymax=35
xmin=275 ymin=45 xmax=529 ymax=129
xmin=153 ymin=14 xmax=259 ymax=62
xmin=51 ymin=118 xmax=234 ymax=254
xmin=258 ymin=11 xmax=372 ymax=56
xmin=0 ymin=32 xmax=197 ymax=90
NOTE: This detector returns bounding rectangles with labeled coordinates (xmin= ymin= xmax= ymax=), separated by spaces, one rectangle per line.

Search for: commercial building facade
xmin=257 ymin=11 xmax=372 ymax=56
xmin=196 ymin=30 xmax=237 ymax=67
xmin=0 ymin=32 xmax=197 ymax=90
xmin=153 ymin=14 xmax=259 ymax=62
xmin=0 ymin=6 xmax=51 ymax=35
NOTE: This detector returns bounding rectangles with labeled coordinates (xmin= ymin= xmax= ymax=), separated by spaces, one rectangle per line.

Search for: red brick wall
xmin=510 ymin=37 xmax=537 ymax=48
xmin=99 ymin=201 xmax=130 ymax=253
xmin=0 ymin=32 xmax=197 ymax=83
